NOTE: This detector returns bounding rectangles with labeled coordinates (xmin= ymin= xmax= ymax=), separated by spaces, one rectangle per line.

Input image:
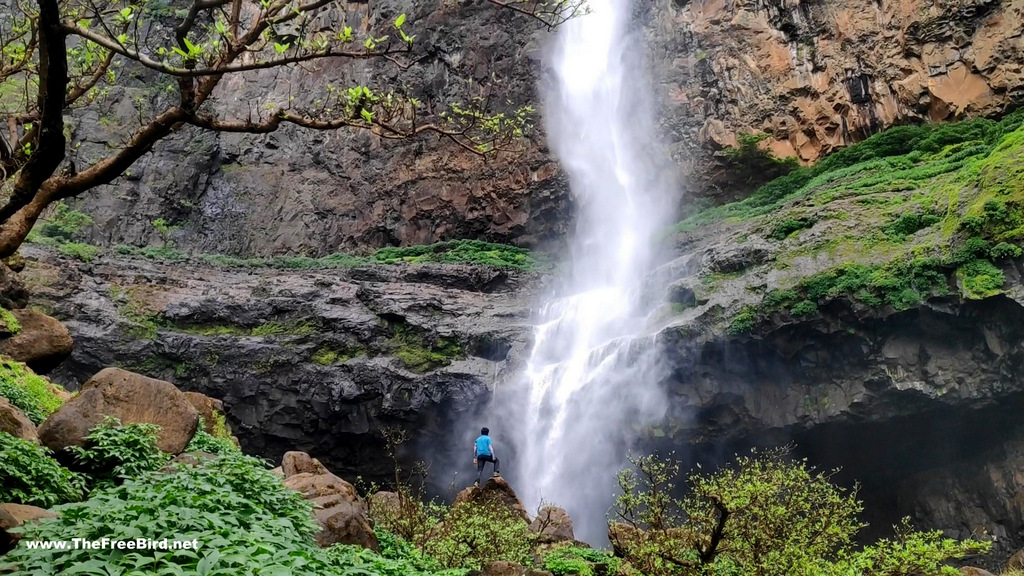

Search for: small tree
xmin=612 ymin=448 xmax=988 ymax=576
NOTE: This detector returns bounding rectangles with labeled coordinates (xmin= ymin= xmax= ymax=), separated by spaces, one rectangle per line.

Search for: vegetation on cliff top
xmin=672 ymin=110 xmax=1024 ymax=334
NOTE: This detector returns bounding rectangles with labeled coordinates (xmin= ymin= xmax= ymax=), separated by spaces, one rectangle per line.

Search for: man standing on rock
xmin=473 ymin=427 xmax=500 ymax=485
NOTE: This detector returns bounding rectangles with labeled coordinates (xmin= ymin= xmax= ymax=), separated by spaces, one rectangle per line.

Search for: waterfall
xmin=499 ymin=0 xmax=676 ymax=544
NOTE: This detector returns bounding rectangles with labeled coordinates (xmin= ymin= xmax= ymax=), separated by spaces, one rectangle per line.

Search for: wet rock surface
xmin=24 ymin=246 xmax=537 ymax=484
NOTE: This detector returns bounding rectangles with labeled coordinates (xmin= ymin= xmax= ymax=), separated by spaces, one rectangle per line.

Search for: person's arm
xmin=473 ymin=444 xmax=477 ymax=463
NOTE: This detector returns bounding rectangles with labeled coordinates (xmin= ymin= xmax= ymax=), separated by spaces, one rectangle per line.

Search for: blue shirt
xmin=475 ymin=435 xmax=493 ymax=456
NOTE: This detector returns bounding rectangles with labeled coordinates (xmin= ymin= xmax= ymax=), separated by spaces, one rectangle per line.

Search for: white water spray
xmin=504 ymin=0 xmax=676 ymax=543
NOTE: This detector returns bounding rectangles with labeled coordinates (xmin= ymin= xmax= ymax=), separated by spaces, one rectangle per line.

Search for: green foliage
xmin=727 ymin=306 xmax=757 ymax=335
xmin=58 ymin=241 xmax=102 ymax=262
xmin=185 ymin=425 xmax=240 ymax=455
xmin=717 ymin=132 xmax=800 ymax=191
xmin=990 ymin=241 xmax=1023 ymax=260
xmin=311 ymin=345 xmax=364 ymax=365
xmin=0 ymin=431 xmax=84 ymax=507
xmin=390 ymin=323 xmax=462 ymax=372
xmin=66 ymin=416 xmax=171 ymax=490
xmin=674 ymin=109 xmax=1024 ymax=231
xmin=790 ymin=299 xmax=818 ymax=316
xmin=325 ymin=533 xmax=466 ymax=576
xmin=543 ymin=546 xmax=620 ymax=576
xmin=173 ymin=319 xmax=319 ymax=337
xmin=883 ymin=212 xmax=941 ymax=240
xmin=39 ymin=203 xmax=94 ymax=241
xmin=2 ymin=452 xmax=329 ymax=575
xmin=957 ymin=258 xmax=1004 ymax=299
xmin=373 ymin=240 xmax=543 ymax=269
xmin=422 ymin=499 xmax=534 ymax=570
xmin=612 ymin=449 xmax=987 ymax=576
xmin=0 ymin=306 xmax=21 ymax=334
xmin=769 ymin=217 xmax=815 ymax=240
xmin=0 ymin=357 xmax=66 ymax=424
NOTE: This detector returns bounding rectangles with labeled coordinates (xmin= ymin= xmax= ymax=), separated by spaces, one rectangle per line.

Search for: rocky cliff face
xmin=22 ymin=245 xmax=537 ymax=482
xmin=60 ymin=0 xmax=1024 ymax=253
xmin=651 ymin=0 xmax=1024 ymax=200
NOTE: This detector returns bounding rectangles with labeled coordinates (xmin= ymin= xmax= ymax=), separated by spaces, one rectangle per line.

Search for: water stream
xmin=504 ymin=0 xmax=676 ymax=543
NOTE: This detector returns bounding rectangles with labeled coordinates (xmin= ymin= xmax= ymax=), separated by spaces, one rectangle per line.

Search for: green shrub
xmin=612 ymin=449 xmax=988 ymax=576
xmin=884 ymin=213 xmax=941 ymax=240
xmin=728 ymin=306 xmax=757 ymax=335
xmin=543 ymin=546 xmax=620 ymax=576
xmin=58 ymin=241 xmax=101 ymax=262
xmin=0 ymin=432 xmax=84 ymax=507
xmin=374 ymin=239 xmax=542 ymax=269
xmin=423 ymin=499 xmax=534 ymax=570
xmin=769 ymin=217 xmax=815 ymax=240
xmin=390 ymin=324 xmax=462 ymax=373
xmin=0 ymin=357 xmax=66 ymax=424
xmin=990 ymin=242 xmax=1023 ymax=260
xmin=790 ymin=300 xmax=818 ymax=316
xmin=2 ymin=452 xmax=329 ymax=575
xmin=39 ymin=203 xmax=93 ymax=240
xmin=66 ymin=417 xmax=170 ymax=490
xmin=958 ymin=259 xmax=1004 ymax=299
xmin=0 ymin=306 xmax=21 ymax=334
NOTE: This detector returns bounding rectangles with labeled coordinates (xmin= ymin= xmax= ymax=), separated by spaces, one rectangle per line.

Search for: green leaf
xmin=360 ymin=109 xmax=373 ymax=123
xmin=394 ymin=13 xmax=406 ymax=28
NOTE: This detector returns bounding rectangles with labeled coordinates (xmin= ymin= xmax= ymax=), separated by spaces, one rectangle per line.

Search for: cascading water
xmin=500 ymin=0 xmax=676 ymax=543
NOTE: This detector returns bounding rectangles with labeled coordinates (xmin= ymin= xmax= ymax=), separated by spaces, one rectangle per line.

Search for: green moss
xmin=790 ymin=300 xmax=818 ymax=316
xmin=0 ymin=357 xmax=66 ymax=424
xmin=728 ymin=306 xmax=757 ymax=335
xmin=310 ymin=345 xmax=364 ymax=365
xmin=958 ymin=259 xmax=1005 ymax=299
xmin=169 ymin=320 xmax=318 ymax=338
xmin=0 ymin=307 xmax=21 ymax=335
xmin=389 ymin=323 xmax=462 ymax=372
xmin=769 ymin=217 xmax=815 ymax=240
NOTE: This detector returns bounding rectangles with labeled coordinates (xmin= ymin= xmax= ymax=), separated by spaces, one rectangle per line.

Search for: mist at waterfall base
xmin=494 ymin=0 xmax=678 ymax=544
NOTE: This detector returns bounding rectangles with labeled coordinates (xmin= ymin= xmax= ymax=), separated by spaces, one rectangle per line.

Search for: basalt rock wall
xmin=59 ymin=0 xmax=1024 ymax=252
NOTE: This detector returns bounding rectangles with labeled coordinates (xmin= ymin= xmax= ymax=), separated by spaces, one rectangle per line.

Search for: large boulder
xmin=0 ymin=503 xmax=56 ymax=553
xmin=0 ymin=310 xmax=73 ymax=374
xmin=38 ymin=367 xmax=199 ymax=454
xmin=283 ymin=469 xmax=378 ymax=550
xmin=0 ymin=398 xmax=37 ymax=442
xmin=960 ymin=568 xmax=995 ymax=576
xmin=1008 ymin=549 xmax=1024 ymax=571
xmin=528 ymin=506 xmax=574 ymax=543
xmin=281 ymin=451 xmax=330 ymax=477
xmin=454 ymin=477 xmax=530 ymax=522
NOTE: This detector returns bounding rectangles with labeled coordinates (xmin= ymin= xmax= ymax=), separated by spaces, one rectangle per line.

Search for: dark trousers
xmin=476 ymin=454 xmax=499 ymax=483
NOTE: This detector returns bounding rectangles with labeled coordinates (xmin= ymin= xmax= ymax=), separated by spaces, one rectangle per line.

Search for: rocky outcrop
xmin=26 ymin=245 xmax=534 ymax=484
xmin=0 ymin=309 xmax=73 ymax=374
xmin=529 ymin=506 xmax=574 ymax=544
xmin=652 ymin=0 xmax=1024 ymax=201
xmin=282 ymin=456 xmax=378 ymax=550
xmin=282 ymin=451 xmax=331 ymax=477
xmin=183 ymin=391 xmax=231 ymax=436
xmin=38 ymin=367 xmax=199 ymax=454
xmin=454 ymin=477 xmax=530 ymax=522
xmin=0 ymin=398 xmax=37 ymax=442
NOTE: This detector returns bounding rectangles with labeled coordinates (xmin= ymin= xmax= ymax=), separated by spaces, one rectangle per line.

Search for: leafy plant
xmin=611 ymin=449 xmax=988 ymax=576
xmin=543 ymin=546 xmax=620 ymax=576
xmin=769 ymin=217 xmax=815 ymax=240
xmin=57 ymin=241 xmax=101 ymax=262
xmin=3 ymin=452 xmax=327 ymax=575
xmin=66 ymin=417 xmax=170 ymax=490
xmin=184 ymin=417 xmax=239 ymax=455
xmin=423 ymin=499 xmax=534 ymax=569
xmin=0 ymin=357 xmax=66 ymax=424
xmin=39 ymin=203 xmax=94 ymax=241
xmin=0 ymin=431 xmax=84 ymax=507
